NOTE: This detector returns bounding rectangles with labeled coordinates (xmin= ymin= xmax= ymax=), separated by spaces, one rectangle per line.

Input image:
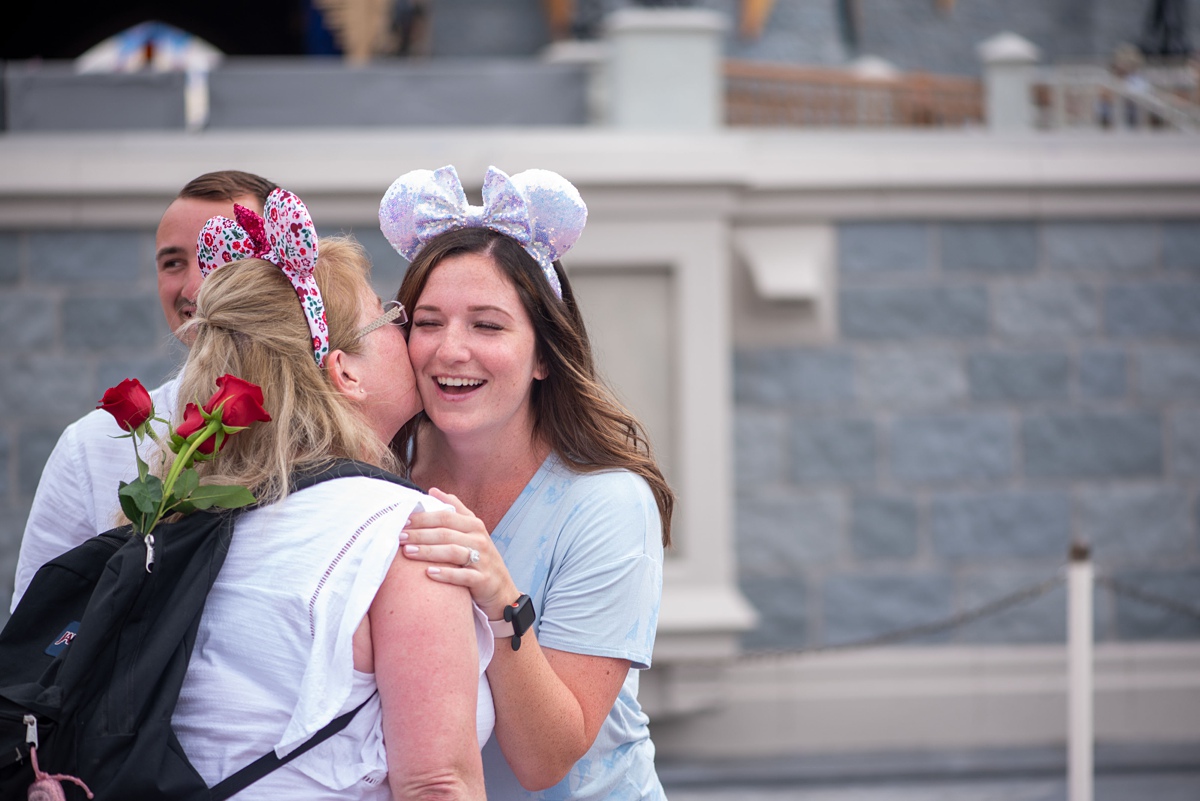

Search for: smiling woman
xmin=384 ymin=165 xmax=673 ymax=801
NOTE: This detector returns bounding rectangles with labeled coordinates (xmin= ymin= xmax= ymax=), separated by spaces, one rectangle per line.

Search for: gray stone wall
xmin=583 ymin=0 xmax=1186 ymax=74
xmin=736 ymin=218 xmax=1200 ymax=651
xmin=0 ymin=227 xmax=183 ymax=614
xmin=853 ymin=0 xmax=1157 ymax=75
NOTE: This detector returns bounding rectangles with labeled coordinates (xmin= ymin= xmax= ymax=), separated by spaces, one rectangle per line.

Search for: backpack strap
xmin=209 ymin=693 xmax=376 ymax=801
xmin=290 ymin=459 xmax=422 ymax=494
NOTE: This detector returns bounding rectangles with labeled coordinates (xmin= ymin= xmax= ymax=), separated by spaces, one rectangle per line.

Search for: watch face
xmin=510 ymin=594 xmax=536 ymax=636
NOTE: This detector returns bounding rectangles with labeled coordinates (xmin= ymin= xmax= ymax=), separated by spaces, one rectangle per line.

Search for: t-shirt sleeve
xmin=534 ymin=471 xmax=664 ymax=670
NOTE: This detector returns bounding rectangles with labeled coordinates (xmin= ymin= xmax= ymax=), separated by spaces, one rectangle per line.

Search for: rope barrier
xmin=1096 ymin=575 xmax=1200 ymax=623
xmin=737 ymin=570 xmax=1200 ymax=661
xmin=740 ymin=572 xmax=1066 ymax=660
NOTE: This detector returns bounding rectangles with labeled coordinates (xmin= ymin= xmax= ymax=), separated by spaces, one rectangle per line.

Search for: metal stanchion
xmin=1068 ymin=541 xmax=1094 ymax=801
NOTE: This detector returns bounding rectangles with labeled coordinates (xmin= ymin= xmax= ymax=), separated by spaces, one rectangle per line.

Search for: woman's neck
xmin=413 ymin=424 xmax=551 ymax=532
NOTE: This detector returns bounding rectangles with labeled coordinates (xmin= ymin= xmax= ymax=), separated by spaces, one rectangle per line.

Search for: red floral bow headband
xmin=196 ymin=188 xmax=329 ymax=366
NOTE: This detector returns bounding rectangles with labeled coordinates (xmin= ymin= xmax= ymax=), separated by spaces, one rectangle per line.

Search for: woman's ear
xmin=326 ymin=348 xmax=365 ymax=402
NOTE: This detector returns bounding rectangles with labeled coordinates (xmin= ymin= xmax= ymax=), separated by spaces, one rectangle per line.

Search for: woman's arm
xmin=369 ymin=544 xmax=486 ymax=800
xmin=488 ymin=636 xmax=630 ymax=790
xmin=401 ymin=490 xmax=630 ymax=791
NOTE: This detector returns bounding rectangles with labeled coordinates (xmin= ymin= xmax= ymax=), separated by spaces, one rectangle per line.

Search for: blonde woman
xmin=170 ymin=190 xmax=492 ymax=800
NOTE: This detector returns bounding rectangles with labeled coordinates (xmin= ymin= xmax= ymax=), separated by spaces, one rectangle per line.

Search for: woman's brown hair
xmin=394 ymin=228 xmax=675 ymax=547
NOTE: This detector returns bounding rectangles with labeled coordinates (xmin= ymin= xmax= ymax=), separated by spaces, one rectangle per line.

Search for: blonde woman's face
xmin=350 ymin=287 xmax=422 ymax=441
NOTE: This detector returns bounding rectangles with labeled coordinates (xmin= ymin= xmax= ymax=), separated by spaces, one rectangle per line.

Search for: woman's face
xmin=348 ymin=286 xmax=422 ymax=442
xmin=407 ymin=251 xmax=546 ymax=445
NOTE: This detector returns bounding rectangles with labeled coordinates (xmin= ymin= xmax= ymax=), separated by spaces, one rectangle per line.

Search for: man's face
xmin=155 ymin=195 xmax=259 ymax=343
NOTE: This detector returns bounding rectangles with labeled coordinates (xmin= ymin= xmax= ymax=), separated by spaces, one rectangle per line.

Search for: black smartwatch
xmin=489 ymin=594 xmax=536 ymax=651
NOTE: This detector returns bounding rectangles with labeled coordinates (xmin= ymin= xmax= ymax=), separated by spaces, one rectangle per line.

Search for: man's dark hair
xmin=177 ymin=171 xmax=277 ymax=206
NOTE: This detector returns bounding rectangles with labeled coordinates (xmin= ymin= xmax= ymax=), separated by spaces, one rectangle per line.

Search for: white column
xmin=1068 ymin=542 xmax=1094 ymax=801
xmin=978 ymin=31 xmax=1040 ymax=132
xmin=603 ymin=8 xmax=728 ymax=130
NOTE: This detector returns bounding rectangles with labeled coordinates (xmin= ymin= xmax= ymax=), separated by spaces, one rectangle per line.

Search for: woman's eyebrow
xmin=413 ymin=303 xmax=512 ymax=316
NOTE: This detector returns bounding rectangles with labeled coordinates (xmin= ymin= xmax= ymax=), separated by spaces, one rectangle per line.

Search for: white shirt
xmin=11 ymin=376 xmax=181 ymax=611
xmin=172 ymin=476 xmax=495 ymax=798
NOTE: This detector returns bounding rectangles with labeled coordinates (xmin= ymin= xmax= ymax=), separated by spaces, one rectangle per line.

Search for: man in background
xmin=10 ymin=170 xmax=276 ymax=610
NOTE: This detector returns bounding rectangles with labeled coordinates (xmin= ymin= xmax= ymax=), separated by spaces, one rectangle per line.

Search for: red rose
xmin=97 ymin=378 xmax=153 ymax=432
xmin=172 ymin=375 xmax=271 ymax=459
xmin=174 ymin=402 xmax=217 ymax=455
xmin=206 ymin=374 xmax=272 ymax=428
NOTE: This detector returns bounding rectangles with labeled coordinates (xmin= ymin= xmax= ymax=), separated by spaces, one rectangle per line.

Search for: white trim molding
xmin=649 ymin=642 xmax=1200 ymax=758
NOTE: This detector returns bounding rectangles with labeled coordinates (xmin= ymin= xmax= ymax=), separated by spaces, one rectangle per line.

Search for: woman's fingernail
xmin=404 ymin=545 xmax=418 ymax=555
xmin=398 ymin=531 xmax=409 ymax=542
xmin=428 ymin=567 xmax=441 ymax=576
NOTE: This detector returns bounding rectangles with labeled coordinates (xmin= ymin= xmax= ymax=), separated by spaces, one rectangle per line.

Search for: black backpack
xmin=0 ymin=460 xmax=419 ymax=800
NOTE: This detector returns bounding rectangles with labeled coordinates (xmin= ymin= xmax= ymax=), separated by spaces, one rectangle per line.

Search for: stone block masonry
xmin=736 ymin=217 xmax=1200 ymax=652
xmin=0 ymin=227 xmax=176 ymax=616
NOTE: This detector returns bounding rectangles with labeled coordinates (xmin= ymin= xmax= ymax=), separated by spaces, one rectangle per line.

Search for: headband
xmin=196 ymin=188 xmax=329 ymax=367
xmin=378 ymin=165 xmax=588 ymax=299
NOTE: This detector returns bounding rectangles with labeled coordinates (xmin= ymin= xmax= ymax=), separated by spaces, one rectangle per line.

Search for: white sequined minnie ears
xmin=378 ymin=165 xmax=588 ymax=299
xmin=196 ymin=188 xmax=329 ymax=367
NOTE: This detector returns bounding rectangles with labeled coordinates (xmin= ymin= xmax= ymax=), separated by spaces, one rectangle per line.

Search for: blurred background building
xmin=1 ymin=0 xmax=1198 ymax=794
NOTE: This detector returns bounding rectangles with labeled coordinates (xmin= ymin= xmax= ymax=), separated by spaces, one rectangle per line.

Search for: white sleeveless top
xmin=172 ymin=476 xmax=495 ymax=799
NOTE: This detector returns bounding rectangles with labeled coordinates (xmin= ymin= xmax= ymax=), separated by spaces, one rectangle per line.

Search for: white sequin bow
xmin=378 ymin=165 xmax=588 ymax=299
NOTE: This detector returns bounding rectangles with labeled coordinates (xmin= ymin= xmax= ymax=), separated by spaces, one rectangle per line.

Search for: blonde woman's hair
xmin=173 ymin=236 xmax=399 ymax=505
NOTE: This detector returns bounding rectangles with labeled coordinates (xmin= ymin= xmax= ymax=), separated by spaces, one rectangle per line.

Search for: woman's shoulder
xmin=546 ymin=458 xmax=656 ymax=508
xmin=537 ymin=458 xmax=662 ymax=552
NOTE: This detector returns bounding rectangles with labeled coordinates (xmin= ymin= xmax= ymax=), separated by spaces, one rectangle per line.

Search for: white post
xmin=603 ymin=8 xmax=728 ymax=130
xmin=977 ymin=31 xmax=1040 ymax=132
xmin=1068 ymin=541 xmax=1094 ymax=801
xmin=542 ymin=39 xmax=610 ymax=126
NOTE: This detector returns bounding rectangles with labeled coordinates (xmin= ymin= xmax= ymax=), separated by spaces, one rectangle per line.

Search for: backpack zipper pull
xmin=144 ymin=533 xmax=156 ymax=573
xmin=24 ymin=713 xmax=38 ymax=750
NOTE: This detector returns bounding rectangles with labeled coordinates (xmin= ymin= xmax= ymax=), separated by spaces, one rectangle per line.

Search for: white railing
xmin=1035 ymin=64 xmax=1200 ymax=132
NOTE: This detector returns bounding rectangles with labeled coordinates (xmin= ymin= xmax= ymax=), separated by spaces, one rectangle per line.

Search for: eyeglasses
xmin=354 ymin=300 xmax=408 ymax=341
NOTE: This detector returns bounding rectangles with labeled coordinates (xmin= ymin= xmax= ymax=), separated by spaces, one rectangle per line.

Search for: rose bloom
xmin=175 ymin=375 xmax=272 ymax=455
xmin=97 ymin=378 xmax=154 ymax=432
xmin=207 ymin=374 xmax=272 ymax=428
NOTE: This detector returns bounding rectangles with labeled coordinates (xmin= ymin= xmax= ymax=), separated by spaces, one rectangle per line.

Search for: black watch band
xmin=488 ymin=594 xmax=536 ymax=651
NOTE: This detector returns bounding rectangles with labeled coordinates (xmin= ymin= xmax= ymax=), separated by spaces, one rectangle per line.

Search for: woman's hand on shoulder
xmin=401 ymin=488 xmax=520 ymax=620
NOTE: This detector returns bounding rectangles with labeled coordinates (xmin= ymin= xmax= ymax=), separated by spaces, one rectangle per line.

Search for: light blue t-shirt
xmin=481 ymin=454 xmax=667 ymax=801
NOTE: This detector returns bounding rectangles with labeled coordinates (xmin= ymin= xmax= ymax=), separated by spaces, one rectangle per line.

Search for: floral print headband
xmin=196 ymin=188 xmax=329 ymax=367
xmin=378 ymin=165 xmax=588 ymax=299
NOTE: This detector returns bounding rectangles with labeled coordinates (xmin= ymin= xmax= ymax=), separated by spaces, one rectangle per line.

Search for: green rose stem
xmin=158 ymin=418 xmax=221 ymax=517
xmin=140 ymin=419 xmax=220 ymax=570
xmin=105 ymin=374 xmax=267 ymax=573
xmin=122 ymin=405 xmax=256 ymax=572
